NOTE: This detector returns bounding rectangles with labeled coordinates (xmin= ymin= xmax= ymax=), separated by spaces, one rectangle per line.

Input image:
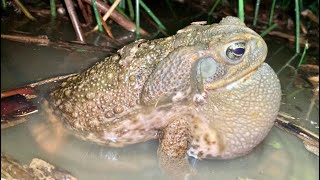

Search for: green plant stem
xmin=2 ymin=0 xmax=6 ymax=10
xmin=268 ymin=0 xmax=276 ymax=26
xmin=299 ymin=0 xmax=303 ymax=12
xmin=207 ymin=0 xmax=221 ymax=23
xmin=13 ymin=0 xmax=36 ymax=21
xmin=50 ymin=0 xmax=56 ymax=17
xmin=208 ymin=0 xmax=221 ymax=16
xmin=127 ymin=0 xmax=134 ymax=20
xmin=297 ymin=41 xmax=309 ymax=68
xmin=109 ymin=0 xmax=130 ymax=19
xmin=119 ymin=0 xmax=125 ymax=9
xmin=135 ymin=0 xmax=140 ymax=39
xmin=140 ymin=0 xmax=167 ymax=32
xmin=295 ymin=0 xmax=300 ymax=53
xmin=277 ymin=53 xmax=299 ymax=75
xmin=238 ymin=0 xmax=244 ymax=21
xmin=253 ymin=0 xmax=260 ymax=27
xmin=165 ymin=0 xmax=176 ymax=18
xmin=260 ymin=23 xmax=278 ymax=37
xmin=91 ymin=0 xmax=103 ymax=32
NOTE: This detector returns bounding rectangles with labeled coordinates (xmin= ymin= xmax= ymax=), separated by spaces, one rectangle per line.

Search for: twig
xmin=97 ymin=10 xmax=114 ymax=38
xmin=64 ymin=0 xmax=85 ymax=43
xmin=268 ymin=31 xmax=318 ymax=48
xmin=77 ymin=0 xmax=90 ymax=24
xmin=1 ymin=86 xmax=36 ymax=99
xmin=1 ymin=118 xmax=28 ymax=129
xmin=13 ymin=0 xmax=36 ymax=21
xmin=82 ymin=0 xmax=149 ymax=36
xmin=92 ymin=0 xmax=121 ymax=32
xmin=1 ymin=34 xmax=49 ymax=44
xmin=86 ymin=3 xmax=93 ymax=24
xmin=276 ymin=112 xmax=319 ymax=156
xmin=1 ymin=73 xmax=78 ymax=99
xmin=27 ymin=73 xmax=78 ymax=88
xmin=301 ymin=9 xmax=319 ymax=24
xmin=1 ymin=34 xmax=114 ymax=53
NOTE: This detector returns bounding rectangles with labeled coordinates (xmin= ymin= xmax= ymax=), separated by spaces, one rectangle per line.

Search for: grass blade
xmin=253 ymin=0 xmax=260 ymax=27
xmin=92 ymin=0 xmax=103 ymax=32
xmin=268 ymin=0 xmax=276 ymax=26
xmin=135 ymin=0 xmax=140 ymax=39
xmin=297 ymin=41 xmax=309 ymax=68
xmin=50 ymin=0 xmax=56 ymax=17
xmin=238 ymin=0 xmax=244 ymax=21
xmin=260 ymin=23 xmax=278 ymax=37
xmin=127 ymin=0 xmax=134 ymax=20
xmin=295 ymin=0 xmax=300 ymax=53
xmin=140 ymin=0 xmax=167 ymax=32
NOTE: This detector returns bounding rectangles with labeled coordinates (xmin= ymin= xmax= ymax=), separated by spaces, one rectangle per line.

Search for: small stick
xmin=1 ymin=86 xmax=36 ymax=99
xmin=92 ymin=0 xmax=121 ymax=32
xmin=1 ymin=73 xmax=78 ymax=99
xmin=276 ymin=113 xmax=319 ymax=140
xmin=77 ymin=0 xmax=90 ymax=24
xmin=268 ymin=31 xmax=318 ymax=48
xmin=86 ymin=3 xmax=93 ymax=24
xmin=13 ymin=0 xmax=36 ymax=21
xmin=301 ymin=9 xmax=319 ymax=24
xmin=1 ymin=34 xmax=114 ymax=53
xmin=97 ymin=10 xmax=114 ymax=38
xmin=275 ymin=112 xmax=319 ymax=156
xmin=1 ymin=34 xmax=49 ymax=44
xmin=27 ymin=73 xmax=78 ymax=88
xmin=64 ymin=0 xmax=85 ymax=43
xmin=1 ymin=118 xmax=28 ymax=129
xmin=82 ymin=0 xmax=149 ymax=36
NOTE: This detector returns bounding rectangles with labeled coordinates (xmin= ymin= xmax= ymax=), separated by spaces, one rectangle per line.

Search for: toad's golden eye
xmin=226 ymin=42 xmax=246 ymax=63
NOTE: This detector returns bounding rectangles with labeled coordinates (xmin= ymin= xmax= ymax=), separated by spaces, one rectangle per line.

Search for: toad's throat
xmin=205 ymin=62 xmax=263 ymax=90
xmin=212 ymin=66 xmax=258 ymax=92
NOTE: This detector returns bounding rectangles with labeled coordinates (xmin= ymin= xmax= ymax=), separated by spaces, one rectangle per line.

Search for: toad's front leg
xmin=157 ymin=115 xmax=195 ymax=179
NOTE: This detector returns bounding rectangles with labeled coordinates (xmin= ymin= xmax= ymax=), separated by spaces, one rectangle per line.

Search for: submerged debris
xmin=276 ymin=112 xmax=319 ymax=156
xmin=1 ymin=153 xmax=77 ymax=179
xmin=1 ymin=94 xmax=38 ymax=123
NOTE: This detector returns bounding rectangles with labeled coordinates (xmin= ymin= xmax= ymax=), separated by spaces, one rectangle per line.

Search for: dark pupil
xmin=233 ymin=48 xmax=245 ymax=55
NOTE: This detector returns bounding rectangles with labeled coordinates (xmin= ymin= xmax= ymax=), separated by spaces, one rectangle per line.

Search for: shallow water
xmin=1 ymin=16 xmax=319 ymax=180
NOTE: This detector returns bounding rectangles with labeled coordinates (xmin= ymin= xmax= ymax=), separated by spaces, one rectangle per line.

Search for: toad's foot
xmin=157 ymin=115 xmax=196 ymax=179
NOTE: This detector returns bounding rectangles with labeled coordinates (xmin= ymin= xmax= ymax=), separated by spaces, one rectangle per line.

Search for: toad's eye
xmin=226 ymin=42 xmax=246 ymax=63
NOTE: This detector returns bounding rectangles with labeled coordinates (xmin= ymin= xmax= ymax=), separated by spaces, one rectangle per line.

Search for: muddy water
xmin=1 ymin=19 xmax=319 ymax=179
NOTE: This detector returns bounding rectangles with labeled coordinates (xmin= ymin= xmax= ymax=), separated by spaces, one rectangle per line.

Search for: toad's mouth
xmin=211 ymin=65 xmax=260 ymax=92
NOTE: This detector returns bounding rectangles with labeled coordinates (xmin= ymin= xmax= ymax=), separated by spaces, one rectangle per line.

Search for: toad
xmin=50 ymin=16 xmax=281 ymax=176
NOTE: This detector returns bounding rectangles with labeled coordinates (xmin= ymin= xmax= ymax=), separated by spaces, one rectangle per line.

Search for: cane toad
xmin=51 ymin=16 xmax=281 ymax=175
